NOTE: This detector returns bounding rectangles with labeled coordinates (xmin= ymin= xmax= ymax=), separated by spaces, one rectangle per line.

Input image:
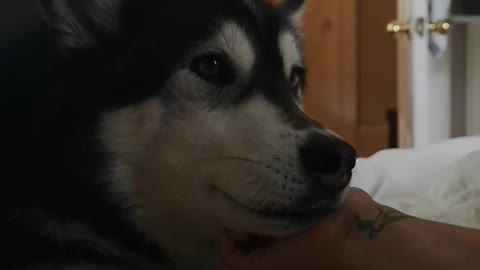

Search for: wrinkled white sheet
xmin=351 ymin=136 xmax=480 ymax=229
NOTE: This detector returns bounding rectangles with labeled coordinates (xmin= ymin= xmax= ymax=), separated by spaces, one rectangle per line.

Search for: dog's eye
xmin=290 ymin=66 xmax=305 ymax=91
xmin=190 ymin=54 xmax=235 ymax=85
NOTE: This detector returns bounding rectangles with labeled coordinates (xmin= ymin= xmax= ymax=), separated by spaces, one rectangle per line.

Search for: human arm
xmin=221 ymin=188 xmax=480 ymax=270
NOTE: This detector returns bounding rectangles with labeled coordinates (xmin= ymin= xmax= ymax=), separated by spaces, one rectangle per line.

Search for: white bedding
xmin=351 ymin=136 xmax=480 ymax=229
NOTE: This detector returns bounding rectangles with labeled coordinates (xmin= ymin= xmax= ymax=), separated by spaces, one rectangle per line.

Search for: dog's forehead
xmin=143 ymin=0 xmax=294 ymax=55
xmin=180 ymin=0 xmax=300 ymax=73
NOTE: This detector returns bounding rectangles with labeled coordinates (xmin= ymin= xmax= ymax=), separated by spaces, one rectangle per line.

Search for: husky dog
xmin=2 ymin=0 xmax=356 ymax=269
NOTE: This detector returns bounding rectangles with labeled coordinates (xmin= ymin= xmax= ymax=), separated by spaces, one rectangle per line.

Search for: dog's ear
xmin=278 ymin=0 xmax=305 ymax=29
xmin=41 ymin=0 xmax=122 ymax=49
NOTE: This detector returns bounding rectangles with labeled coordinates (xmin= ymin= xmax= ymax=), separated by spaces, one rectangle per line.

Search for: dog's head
xmin=42 ymin=0 xmax=356 ymax=261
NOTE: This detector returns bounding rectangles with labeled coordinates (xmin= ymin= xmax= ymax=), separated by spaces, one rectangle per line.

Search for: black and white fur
xmin=2 ymin=0 xmax=356 ymax=269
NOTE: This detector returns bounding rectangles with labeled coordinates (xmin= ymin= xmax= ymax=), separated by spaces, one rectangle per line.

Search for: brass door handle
xmin=386 ymin=19 xmax=452 ymax=37
xmin=386 ymin=20 xmax=411 ymax=35
xmin=427 ymin=19 xmax=452 ymax=35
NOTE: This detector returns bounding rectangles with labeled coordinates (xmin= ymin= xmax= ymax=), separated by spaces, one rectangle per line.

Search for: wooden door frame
xmin=396 ymin=0 xmax=413 ymax=148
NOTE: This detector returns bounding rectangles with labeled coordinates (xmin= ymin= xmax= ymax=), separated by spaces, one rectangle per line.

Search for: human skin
xmin=221 ymin=188 xmax=480 ymax=270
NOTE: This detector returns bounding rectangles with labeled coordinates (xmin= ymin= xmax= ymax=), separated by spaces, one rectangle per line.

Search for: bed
xmin=352 ymin=136 xmax=480 ymax=229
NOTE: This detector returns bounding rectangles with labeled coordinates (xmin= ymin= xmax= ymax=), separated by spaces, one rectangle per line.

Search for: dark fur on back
xmin=2 ymin=0 xmax=304 ymax=269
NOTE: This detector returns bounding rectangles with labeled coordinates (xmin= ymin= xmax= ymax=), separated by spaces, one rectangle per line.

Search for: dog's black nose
xmin=299 ymin=134 xmax=356 ymax=191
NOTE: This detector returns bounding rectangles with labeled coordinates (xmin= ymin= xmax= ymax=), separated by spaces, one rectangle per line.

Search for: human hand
xmin=221 ymin=188 xmax=379 ymax=270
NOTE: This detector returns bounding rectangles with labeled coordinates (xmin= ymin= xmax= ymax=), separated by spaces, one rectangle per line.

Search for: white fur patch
xmin=99 ymin=92 xmax=310 ymax=265
xmin=100 ymin=99 xmax=164 ymax=195
xmin=289 ymin=2 xmax=306 ymax=29
xmin=278 ymin=31 xmax=302 ymax=77
xmin=215 ymin=22 xmax=255 ymax=77
xmin=101 ymin=99 xmax=163 ymax=160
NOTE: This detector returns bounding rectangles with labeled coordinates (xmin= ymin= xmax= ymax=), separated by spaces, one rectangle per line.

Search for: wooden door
xmin=301 ymin=0 xmax=358 ymax=147
xmin=301 ymin=0 xmax=397 ymax=156
xmin=268 ymin=0 xmax=358 ymax=146
xmin=356 ymin=0 xmax=398 ymax=155
xmin=269 ymin=0 xmax=398 ymax=156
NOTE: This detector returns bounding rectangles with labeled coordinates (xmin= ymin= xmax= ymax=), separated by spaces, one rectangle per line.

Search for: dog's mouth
xmin=212 ymin=185 xmax=339 ymax=223
xmin=220 ymin=206 xmax=337 ymax=254
xmin=215 ymin=186 xmax=345 ymax=253
xmin=254 ymin=202 xmax=337 ymax=221
xmin=223 ymin=230 xmax=279 ymax=253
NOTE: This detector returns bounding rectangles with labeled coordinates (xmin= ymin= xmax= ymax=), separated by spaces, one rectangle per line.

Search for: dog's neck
xmin=134 ymin=213 xmax=223 ymax=270
xmin=160 ymin=230 xmax=222 ymax=270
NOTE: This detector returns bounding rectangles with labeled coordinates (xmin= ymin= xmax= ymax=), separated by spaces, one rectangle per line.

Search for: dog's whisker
xmin=196 ymin=156 xmax=265 ymax=166
xmin=162 ymin=175 xmax=256 ymax=205
xmin=272 ymin=197 xmax=282 ymax=219
xmin=244 ymin=179 xmax=267 ymax=206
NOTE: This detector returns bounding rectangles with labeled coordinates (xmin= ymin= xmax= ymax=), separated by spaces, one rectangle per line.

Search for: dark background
xmin=0 ymin=0 xmax=54 ymax=89
xmin=463 ymin=0 xmax=480 ymax=14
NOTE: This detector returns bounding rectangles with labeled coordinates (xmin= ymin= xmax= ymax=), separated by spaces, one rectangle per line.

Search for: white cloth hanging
xmin=429 ymin=0 xmax=452 ymax=58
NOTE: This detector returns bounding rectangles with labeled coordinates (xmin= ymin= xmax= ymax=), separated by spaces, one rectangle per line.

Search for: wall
xmin=466 ymin=23 xmax=480 ymax=135
xmin=426 ymin=45 xmax=452 ymax=143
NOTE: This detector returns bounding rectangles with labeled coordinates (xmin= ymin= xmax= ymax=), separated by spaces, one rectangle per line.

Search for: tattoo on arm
xmin=354 ymin=207 xmax=412 ymax=239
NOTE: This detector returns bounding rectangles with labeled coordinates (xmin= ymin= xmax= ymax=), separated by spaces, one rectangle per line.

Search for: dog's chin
xmin=213 ymin=186 xmax=345 ymax=237
xmin=215 ymin=189 xmax=346 ymax=253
